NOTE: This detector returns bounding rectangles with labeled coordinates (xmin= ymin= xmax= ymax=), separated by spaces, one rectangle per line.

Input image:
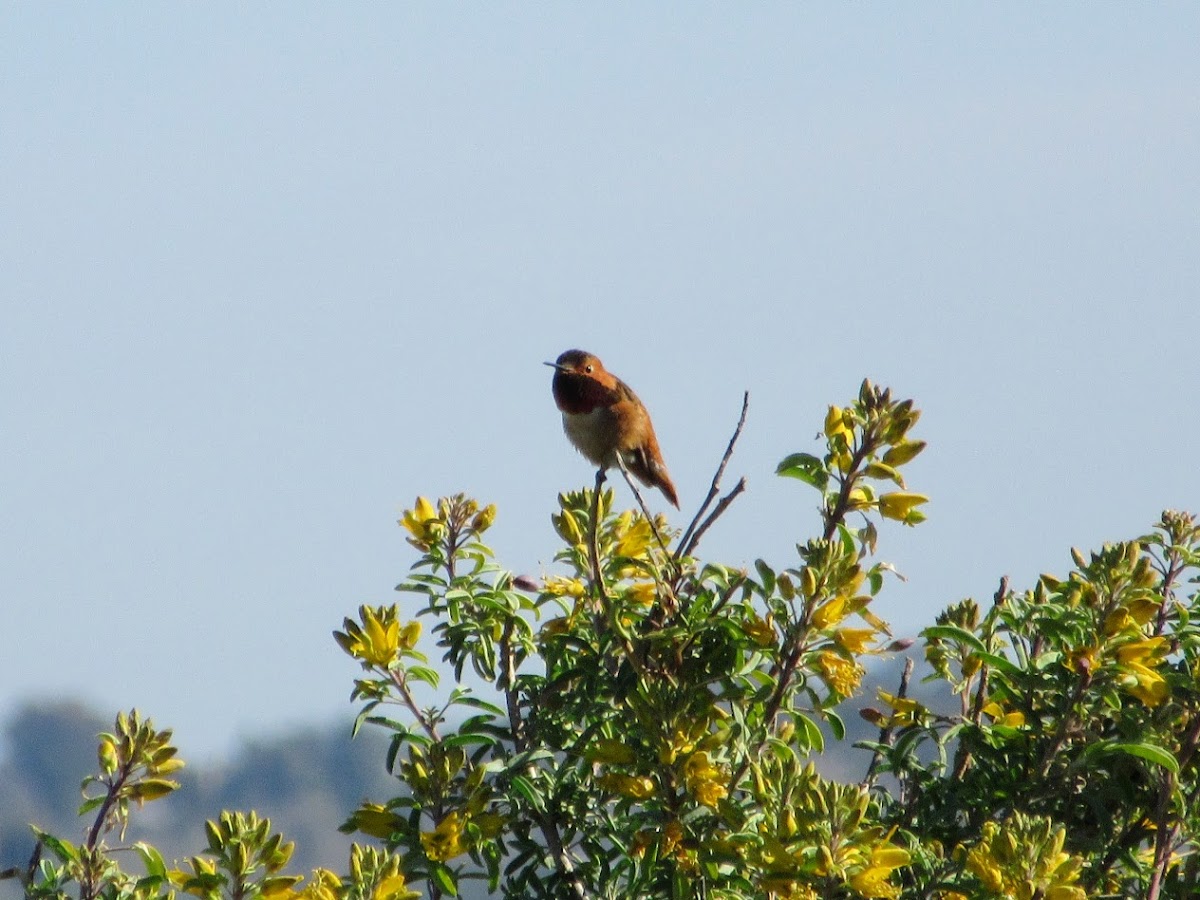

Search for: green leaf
xmin=443 ymin=733 xmax=497 ymax=749
xmin=974 ymin=651 xmax=1021 ymax=677
xmin=862 ymin=461 xmax=904 ymax=485
xmin=1088 ymin=741 xmax=1179 ymax=774
xmin=775 ymin=453 xmax=828 ymax=490
xmin=510 ymin=775 xmax=545 ymax=812
xmin=129 ymin=778 xmax=178 ymax=801
xmin=31 ymin=830 xmax=78 ymax=863
xmin=754 ymin=559 xmax=775 ymax=595
xmin=454 ymin=696 xmax=507 ymax=717
xmin=407 ymin=666 xmax=441 ymax=687
xmin=794 ymin=714 xmax=824 ymax=752
xmin=825 ymin=709 xmax=846 ymax=742
xmin=431 ymin=862 xmax=458 ymax=896
xmin=922 ymin=624 xmax=987 ymax=654
xmin=133 ymin=842 xmax=167 ymax=878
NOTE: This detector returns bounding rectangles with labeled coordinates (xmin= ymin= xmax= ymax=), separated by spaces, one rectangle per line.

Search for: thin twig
xmin=390 ymin=670 xmax=442 ymax=743
xmin=863 ymin=657 xmax=915 ymax=792
xmin=681 ymin=478 xmax=747 ymax=561
xmin=588 ymin=469 xmax=608 ymax=602
xmin=613 ymin=455 xmax=680 ymax=583
xmin=677 ymin=391 xmax=749 ymax=559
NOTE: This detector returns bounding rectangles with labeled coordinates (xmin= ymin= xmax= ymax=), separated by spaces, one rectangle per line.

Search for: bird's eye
xmin=584 ymin=364 xmax=593 ymax=374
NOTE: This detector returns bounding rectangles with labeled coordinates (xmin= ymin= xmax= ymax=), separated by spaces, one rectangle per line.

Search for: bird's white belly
xmin=562 ymin=409 xmax=615 ymax=468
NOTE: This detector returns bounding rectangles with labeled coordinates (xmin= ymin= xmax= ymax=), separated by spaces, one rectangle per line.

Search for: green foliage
xmin=5 ymin=379 xmax=1199 ymax=900
xmin=879 ymin=510 xmax=1200 ymax=898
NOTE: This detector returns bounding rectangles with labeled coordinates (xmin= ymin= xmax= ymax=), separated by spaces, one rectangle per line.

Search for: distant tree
xmin=2 ymin=703 xmax=108 ymax=819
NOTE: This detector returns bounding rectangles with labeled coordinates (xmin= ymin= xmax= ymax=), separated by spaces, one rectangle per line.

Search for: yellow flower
xmin=598 ymin=773 xmax=656 ymax=799
xmin=1122 ymin=662 xmax=1170 ymax=706
xmin=400 ymin=496 xmax=443 ymax=547
xmin=849 ymin=844 xmax=909 ymax=898
xmin=760 ymin=875 xmax=820 ymax=899
xmin=818 ymin=651 xmax=865 ymax=697
xmin=744 ymin=612 xmax=776 ymax=647
xmin=684 ymin=750 xmax=721 ymax=781
xmin=981 ymin=701 xmax=1026 ymax=728
xmin=877 ymin=690 xmax=923 ymax=727
xmin=372 ymin=874 xmax=419 ymax=900
xmin=355 ymin=607 xmax=400 ymax=668
xmin=168 ymin=854 xmax=217 ymax=897
xmin=614 ymin=515 xmax=655 ymax=559
xmin=345 ymin=802 xmax=404 ymax=840
xmin=543 ymin=575 xmax=586 ymax=598
xmin=624 ymin=581 xmax=657 ymax=607
xmin=965 ymin=839 xmax=1005 ymax=892
xmin=420 ymin=812 xmax=466 ymax=862
xmin=659 ymin=728 xmax=697 ymax=765
xmin=683 ymin=751 xmax=728 ymax=808
xmin=882 ymin=439 xmax=926 ymax=467
xmin=1115 ymin=636 xmax=1168 ymax=666
xmin=692 ymin=779 xmax=728 ymax=808
xmin=1114 ymin=636 xmax=1171 ymax=706
xmin=878 ymin=492 xmax=929 ymax=524
xmin=846 ymin=486 xmax=874 ymax=512
xmin=397 ymin=620 xmax=421 ymax=651
xmin=298 ymin=870 xmax=341 ymax=900
xmin=812 ymin=594 xmax=849 ymax=630
xmin=1045 ymin=889 xmax=1087 ymax=900
xmin=1124 ymin=595 xmax=1162 ymax=626
xmin=825 ymin=405 xmax=852 ymax=441
xmin=1102 ymin=609 xmax=1134 ymax=637
xmin=963 ymin=814 xmax=1086 ymax=900
xmin=586 ymin=738 xmax=638 ymax=765
xmin=834 ymin=627 xmax=877 ymax=655
xmin=1065 ymin=644 xmax=1097 ymax=674
xmin=470 ymin=503 xmax=497 ymax=532
xmin=662 ymin=820 xmax=684 ymax=856
xmin=552 ymin=508 xmax=585 ymax=545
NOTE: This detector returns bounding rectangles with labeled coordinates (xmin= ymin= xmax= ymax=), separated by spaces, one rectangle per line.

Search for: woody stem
xmin=589 ymin=469 xmax=608 ymax=601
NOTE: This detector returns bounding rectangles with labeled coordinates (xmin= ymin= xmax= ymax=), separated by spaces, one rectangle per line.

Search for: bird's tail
xmin=625 ymin=450 xmax=680 ymax=509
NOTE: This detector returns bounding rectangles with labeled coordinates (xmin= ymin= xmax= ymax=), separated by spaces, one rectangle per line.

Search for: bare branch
xmin=681 ymin=477 xmax=747 ymax=561
xmin=677 ymin=391 xmax=750 ymax=560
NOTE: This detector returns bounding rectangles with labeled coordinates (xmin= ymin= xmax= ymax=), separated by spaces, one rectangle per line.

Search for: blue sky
xmin=3 ymin=6 xmax=1198 ymax=758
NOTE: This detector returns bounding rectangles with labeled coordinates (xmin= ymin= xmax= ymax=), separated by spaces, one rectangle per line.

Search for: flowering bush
xmin=5 ymin=381 xmax=1198 ymax=899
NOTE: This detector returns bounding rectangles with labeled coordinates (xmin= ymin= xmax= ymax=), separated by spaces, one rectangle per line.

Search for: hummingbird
xmin=545 ymin=349 xmax=680 ymax=508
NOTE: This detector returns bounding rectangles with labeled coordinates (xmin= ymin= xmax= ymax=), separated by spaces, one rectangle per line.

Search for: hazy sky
xmin=4 ymin=7 xmax=1198 ymax=759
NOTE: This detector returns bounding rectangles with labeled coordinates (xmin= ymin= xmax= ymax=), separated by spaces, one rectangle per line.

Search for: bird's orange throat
xmin=551 ymin=371 xmax=616 ymax=415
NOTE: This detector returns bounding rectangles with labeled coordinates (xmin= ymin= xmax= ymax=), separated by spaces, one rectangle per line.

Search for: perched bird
xmin=545 ymin=349 xmax=679 ymax=508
